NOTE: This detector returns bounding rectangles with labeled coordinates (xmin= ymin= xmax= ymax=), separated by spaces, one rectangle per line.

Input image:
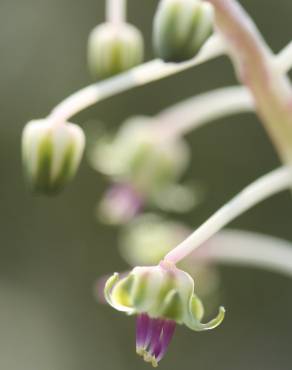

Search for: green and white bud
xmin=22 ymin=119 xmax=85 ymax=194
xmin=153 ymin=0 xmax=214 ymax=62
xmin=88 ymin=22 xmax=144 ymax=79
xmin=105 ymin=263 xmax=225 ymax=330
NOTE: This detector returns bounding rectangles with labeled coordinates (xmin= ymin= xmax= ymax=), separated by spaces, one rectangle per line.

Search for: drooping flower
xmin=118 ymin=214 xmax=221 ymax=308
xmin=104 ymin=263 xmax=225 ymax=366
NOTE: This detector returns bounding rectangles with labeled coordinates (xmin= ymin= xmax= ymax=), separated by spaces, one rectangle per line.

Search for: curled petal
xmin=190 ymin=294 xmax=204 ymax=322
xmin=104 ymin=273 xmax=135 ymax=314
xmin=185 ymin=306 xmax=225 ymax=332
xmin=159 ymin=289 xmax=182 ymax=321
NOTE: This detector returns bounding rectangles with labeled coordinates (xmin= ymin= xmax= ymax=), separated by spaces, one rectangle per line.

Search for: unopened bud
xmin=88 ymin=22 xmax=144 ymax=79
xmin=153 ymin=0 xmax=214 ymax=62
xmin=22 ymin=119 xmax=85 ymax=194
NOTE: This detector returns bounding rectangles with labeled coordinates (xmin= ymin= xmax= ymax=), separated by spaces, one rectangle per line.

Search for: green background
xmin=1 ymin=0 xmax=292 ymax=369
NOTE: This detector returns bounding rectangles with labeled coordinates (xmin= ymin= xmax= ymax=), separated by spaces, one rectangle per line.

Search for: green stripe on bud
xmin=153 ymin=0 xmax=214 ymax=62
xmin=22 ymin=119 xmax=85 ymax=194
xmin=88 ymin=23 xmax=144 ymax=80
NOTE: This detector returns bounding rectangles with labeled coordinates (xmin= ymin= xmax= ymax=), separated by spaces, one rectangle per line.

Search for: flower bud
xmin=105 ymin=264 xmax=225 ymax=366
xmin=153 ymin=0 xmax=214 ymax=62
xmin=22 ymin=119 xmax=85 ymax=194
xmin=88 ymin=22 xmax=144 ymax=79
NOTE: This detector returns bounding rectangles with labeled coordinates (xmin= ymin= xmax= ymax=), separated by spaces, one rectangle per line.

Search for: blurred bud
xmin=151 ymin=182 xmax=204 ymax=213
xmin=105 ymin=264 xmax=225 ymax=365
xmin=90 ymin=116 xmax=190 ymax=200
xmin=22 ymin=119 xmax=85 ymax=194
xmin=98 ymin=183 xmax=144 ymax=225
xmin=88 ymin=22 xmax=144 ymax=79
xmin=120 ymin=214 xmax=190 ymax=266
xmin=153 ymin=0 xmax=214 ymax=62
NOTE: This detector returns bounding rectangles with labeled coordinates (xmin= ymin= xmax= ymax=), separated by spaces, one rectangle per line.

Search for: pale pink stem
xmin=207 ymin=0 xmax=292 ymax=164
xmin=106 ymin=0 xmax=126 ymax=24
xmin=164 ymin=166 xmax=292 ymax=264
xmin=192 ymin=230 xmax=292 ymax=279
xmin=48 ymin=35 xmax=225 ymax=122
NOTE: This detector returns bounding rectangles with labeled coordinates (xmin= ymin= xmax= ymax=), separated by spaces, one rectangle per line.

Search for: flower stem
xmin=48 ymin=36 xmax=292 ymax=129
xmin=106 ymin=0 xmax=126 ymax=24
xmin=48 ymin=35 xmax=226 ymax=122
xmin=208 ymin=0 xmax=292 ymax=165
xmin=276 ymin=41 xmax=292 ymax=74
xmin=155 ymin=86 xmax=253 ymax=140
xmin=164 ymin=166 xmax=292 ymax=264
xmin=193 ymin=230 xmax=292 ymax=279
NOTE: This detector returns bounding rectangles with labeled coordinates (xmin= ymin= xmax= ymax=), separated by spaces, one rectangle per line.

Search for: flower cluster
xmin=21 ymin=0 xmax=292 ymax=367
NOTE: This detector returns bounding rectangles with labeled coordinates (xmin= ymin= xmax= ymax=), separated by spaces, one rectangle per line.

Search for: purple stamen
xmin=143 ymin=317 xmax=156 ymax=350
xmin=136 ymin=314 xmax=150 ymax=350
xmin=136 ymin=314 xmax=176 ymax=366
xmin=148 ymin=319 xmax=164 ymax=355
xmin=156 ymin=320 xmax=176 ymax=362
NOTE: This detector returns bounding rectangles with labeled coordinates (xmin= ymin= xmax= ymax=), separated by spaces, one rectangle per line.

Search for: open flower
xmin=104 ymin=263 xmax=225 ymax=366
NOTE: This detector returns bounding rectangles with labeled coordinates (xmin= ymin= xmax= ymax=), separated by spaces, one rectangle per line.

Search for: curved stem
xmin=164 ymin=166 xmax=292 ymax=264
xmin=106 ymin=0 xmax=126 ymax=24
xmin=48 ymin=37 xmax=292 ymax=129
xmin=154 ymin=38 xmax=292 ymax=140
xmin=155 ymin=86 xmax=253 ymax=140
xmin=208 ymin=0 xmax=292 ymax=165
xmin=193 ymin=230 xmax=292 ymax=279
xmin=48 ymin=35 xmax=226 ymax=122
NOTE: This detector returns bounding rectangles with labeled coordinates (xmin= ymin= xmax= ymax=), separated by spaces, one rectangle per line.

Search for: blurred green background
xmin=1 ymin=0 xmax=292 ymax=369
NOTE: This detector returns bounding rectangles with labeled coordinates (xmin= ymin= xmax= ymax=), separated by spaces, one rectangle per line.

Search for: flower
xmin=22 ymin=119 xmax=85 ymax=194
xmin=104 ymin=263 xmax=225 ymax=366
